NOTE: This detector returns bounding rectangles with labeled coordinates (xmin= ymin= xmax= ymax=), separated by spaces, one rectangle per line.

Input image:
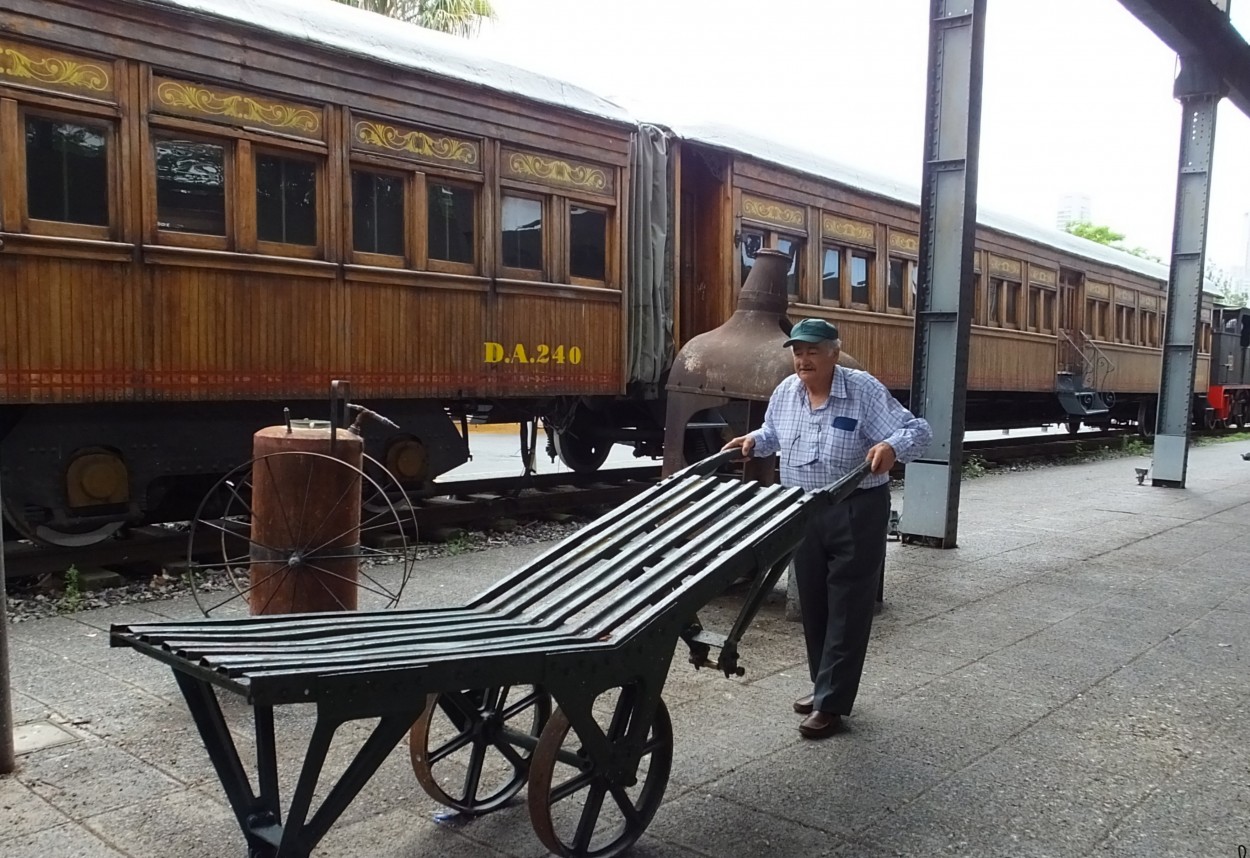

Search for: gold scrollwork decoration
xmin=156 ymin=80 xmax=320 ymax=135
xmin=889 ymin=231 xmax=920 ymax=255
xmin=1140 ymin=295 xmax=1158 ymax=311
xmin=1029 ymin=267 xmax=1057 ymax=286
xmin=1 ymin=46 xmax=110 ymax=93
xmin=505 ymin=151 xmax=611 ymax=193
xmin=354 ymin=120 xmax=478 ymax=167
xmin=743 ymin=196 xmax=805 ymax=229
xmin=988 ymin=255 xmax=1022 ymax=278
xmin=1086 ymin=282 xmax=1111 ymax=299
xmin=823 ymin=215 xmax=875 ymax=246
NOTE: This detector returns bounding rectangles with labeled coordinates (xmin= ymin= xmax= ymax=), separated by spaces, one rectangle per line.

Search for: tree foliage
xmin=1063 ymin=220 xmax=1161 ymax=263
xmin=333 ymin=0 xmax=495 ymax=37
xmin=1206 ymin=263 xmax=1249 ymax=308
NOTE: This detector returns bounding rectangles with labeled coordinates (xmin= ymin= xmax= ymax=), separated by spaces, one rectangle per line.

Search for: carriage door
xmin=1058 ymin=268 xmax=1083 ymax=376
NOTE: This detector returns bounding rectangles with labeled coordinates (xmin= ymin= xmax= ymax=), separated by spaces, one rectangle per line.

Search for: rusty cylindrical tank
xmin=661 ymin=248 xmax=862 ymax=476
xmin=248 ymin=423 xmax=363 ymax=614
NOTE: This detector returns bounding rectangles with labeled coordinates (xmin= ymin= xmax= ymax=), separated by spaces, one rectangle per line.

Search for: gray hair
xmin=821 ymin=338 xmax=842 ymax=353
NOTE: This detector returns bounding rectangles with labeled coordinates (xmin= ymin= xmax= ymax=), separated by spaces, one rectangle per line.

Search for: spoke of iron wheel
xmin=550 ymin=768 xmax=595 ymax=804
xmin=502 ymin=690 xmax=541 ymax=721
xmin=296 ymin=456 xmax=316 ymax=549
xmin=462 ymin=739 xmax=487 ymax=802
xmin=301 ymin=556 xmax=397 ymax=599
xmin=224 ymin=479 xmax=256 ymax=519
xmin=489 ymin=686 xmax=507 ymax=711
xmin=444 ymin=691 xmax=490 ymax=727
xmin=297 ymin=473 xmax=361 ymax=555
xmin=608 ymin=782 xmax=644 ymax=827
xmin=302 ymin=506 xmax=394 ymax=561
xmin=492 ymin=734 xmax=528 ymax=771
xmin=231 ymin=566 xmax=293 ymax=616
xmin=300 ymin=561 xmax=397 ymax=602
xmin=573 ymin=782 xmax=608 ymax=852
xmin=310 ymin=572 xmax=350 ymax=611
xmin=200 ymin=563 xmax=288 ymax=611
xmin=640 ymin=734 xmax=665 ymax=756
xmin=262 ymin=456 xmax=299 ymax=548
xmin=199 ymin=519 xmax=288 ymax=557
xmin=428 ymin=728 xmax=475 ymax=765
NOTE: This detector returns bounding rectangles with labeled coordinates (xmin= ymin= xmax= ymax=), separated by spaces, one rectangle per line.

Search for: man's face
xmin=791 ymin=341 xmax=839 ymax=385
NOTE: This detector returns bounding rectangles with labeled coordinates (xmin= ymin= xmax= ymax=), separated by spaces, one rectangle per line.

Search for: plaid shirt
xmin=748 ymin=368 xmax=932 ymax=492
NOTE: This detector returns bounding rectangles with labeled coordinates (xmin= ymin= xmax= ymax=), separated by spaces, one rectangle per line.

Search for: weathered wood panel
xmin=342 ymin=276 xmax=486 ymax=398
xmin=0 ymin=254 xmax=138 ymax=403
xmin=145 ymin=264 xmax=339 ymax=399
xmin=492 ymin=287 xmax=623 ymax=396
xmin=967 ymin=331 xmax=1056 ymax=392
xmin=1100 ymin=345 xmax=1163 ymax=394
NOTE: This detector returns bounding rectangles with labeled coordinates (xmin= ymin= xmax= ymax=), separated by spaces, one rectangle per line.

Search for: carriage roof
xmin=144 ymin=0 xmax=633 ymax=125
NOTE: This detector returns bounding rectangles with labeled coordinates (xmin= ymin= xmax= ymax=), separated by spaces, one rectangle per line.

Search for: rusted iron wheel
xmin=410 ymin=685 xmax=551 ymax=815
xmin=527 ymin=694 xmax=672 ymax=858
xmin=184 ymin=451 xmax=416 ymax=617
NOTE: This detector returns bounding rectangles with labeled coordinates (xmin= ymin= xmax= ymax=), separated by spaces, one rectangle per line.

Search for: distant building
xmin=1056 ymin=193 xmax=1092 ymax=230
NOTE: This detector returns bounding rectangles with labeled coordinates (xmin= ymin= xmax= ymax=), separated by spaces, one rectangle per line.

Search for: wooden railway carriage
xmin=663 ymin=124 xmax=1214 ymax=436
xmin=0 ymin=0 xmax=674 ymax=544
xmin=0 ymin=0 xmax=1225 ymax=545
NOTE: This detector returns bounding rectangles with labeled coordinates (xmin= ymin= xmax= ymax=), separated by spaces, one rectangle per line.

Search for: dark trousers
xmin=794 ymin=484 xmax=891 ymax=716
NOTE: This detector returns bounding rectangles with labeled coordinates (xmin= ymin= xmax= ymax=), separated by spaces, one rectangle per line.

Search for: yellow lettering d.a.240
xmin=483 ymin=342 xmax=583 ymax=365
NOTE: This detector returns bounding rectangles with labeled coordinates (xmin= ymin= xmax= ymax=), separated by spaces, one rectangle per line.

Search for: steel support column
xmin=1152 ymin=58 xmax=1225 ymax=487
xmin=899 ymin=0 xmax=986 ymax=548
xmin=0 ymin=466 xmax=15 ymax=774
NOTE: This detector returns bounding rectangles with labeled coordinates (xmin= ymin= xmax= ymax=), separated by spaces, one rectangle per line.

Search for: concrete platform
xmin=3 ymin=443 xmax=1249 ymax=858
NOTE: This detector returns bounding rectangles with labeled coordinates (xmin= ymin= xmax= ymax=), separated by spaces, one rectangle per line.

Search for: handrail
xmin=1059 ymin=328 xmax=1117 ymax=391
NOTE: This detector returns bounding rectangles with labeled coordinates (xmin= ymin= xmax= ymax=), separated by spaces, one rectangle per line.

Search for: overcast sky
xmin=475 ymin=0 xmax=1250 ymax=275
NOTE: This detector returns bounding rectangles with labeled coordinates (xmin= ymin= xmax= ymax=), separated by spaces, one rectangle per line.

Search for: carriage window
xmin=569 ymin=205 xmax=607 ymax=281
xmin=154 ymin=137 xmax=226 ymax=235
xmin=973 ymin=273 xmax=984 ymax=323
xmin=820 ymin=246 xmax=842 ymax=304
xmin=256 ymin=153 xmax=317 ymax=246
xmin=428 ymin=182 xmax=475 ymax=265
xmin=1086 ymin=298 xmax=1109 ymax=340
xmin=775 ymin=236 xmax=802 ymax=298
xmin=351 ymin=170 xmax=404 ymax=256
xmin=1043 ymin=290 xmax=1056 ymax=333
xmin=1004 ymin=281 xmax=1019 ymax=328
xmin=988 ymin=278 xmax=1001 ymax=326
xmin=740 ymin=230 xmax=765 ymax=287
xmin=851 ymin=252 xmax=871 ymax=306
xmin=26 ymin=116 xmax=110 ymax=226
xmin=501 ymin=195 xmax=543 ymax=270
xmin=888 ymin=259 xmax=906 ymax=310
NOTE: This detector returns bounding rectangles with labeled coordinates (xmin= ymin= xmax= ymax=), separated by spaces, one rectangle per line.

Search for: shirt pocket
xmin=783 ymin=435 xmax=821 ymax=468
xmin=832 ymin=415 xmax=859 ymax=432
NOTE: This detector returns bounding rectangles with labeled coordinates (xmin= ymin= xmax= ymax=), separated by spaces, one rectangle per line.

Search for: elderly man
xmin=723 ymin=318 xmax=931 ymax=739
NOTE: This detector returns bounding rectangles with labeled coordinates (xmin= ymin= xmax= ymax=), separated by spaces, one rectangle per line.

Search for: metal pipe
xmin=0 ymin=465 xmax=16 ymax=773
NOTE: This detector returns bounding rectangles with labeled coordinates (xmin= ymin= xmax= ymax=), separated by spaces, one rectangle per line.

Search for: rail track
xmin=1 ymin=432 xmax=1145 ymax=585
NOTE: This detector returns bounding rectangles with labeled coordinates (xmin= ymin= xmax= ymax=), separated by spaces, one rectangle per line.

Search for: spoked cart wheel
xmin=527 ymin=689 xmax=673 ymax=858
xmin=184 ymin=451 xmax=417 ymax=617
xmin=410 ymin=685 xmax=552 ymax=815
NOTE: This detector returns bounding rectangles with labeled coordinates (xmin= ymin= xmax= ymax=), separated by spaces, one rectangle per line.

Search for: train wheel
xmin=528 ymin=691 xmax=672 ymax=858
xmin=410 ymin=685 xmax=551 ymax=816
xmin=1136 ymin=401 xmax=1156 ymax=439
xmin=0 ymin=497 xmax=124 ymax=548
xmin=183 ymin=452 xmax=416 ymax=617
xmin=554 ymin=426 xmax=612 ymax=473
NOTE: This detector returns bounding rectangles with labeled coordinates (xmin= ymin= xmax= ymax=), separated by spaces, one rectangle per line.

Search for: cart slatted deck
xmin=111 ymin=453 xmax=870 ymax=858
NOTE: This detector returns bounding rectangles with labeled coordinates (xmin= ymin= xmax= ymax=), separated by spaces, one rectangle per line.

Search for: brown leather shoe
xmin=792 ymin=693 xmax=815 ymax=715
xmin=798 ymin=711 xmax=843 ymax=739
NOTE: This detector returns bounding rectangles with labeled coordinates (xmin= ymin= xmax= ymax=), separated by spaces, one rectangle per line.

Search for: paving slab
xmin=3 ymin=441 xmax=1250 ymax=858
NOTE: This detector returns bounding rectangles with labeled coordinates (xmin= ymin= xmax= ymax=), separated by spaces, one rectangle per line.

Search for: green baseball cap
xmin=782 ymin=318 xmax=840 ymax=348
